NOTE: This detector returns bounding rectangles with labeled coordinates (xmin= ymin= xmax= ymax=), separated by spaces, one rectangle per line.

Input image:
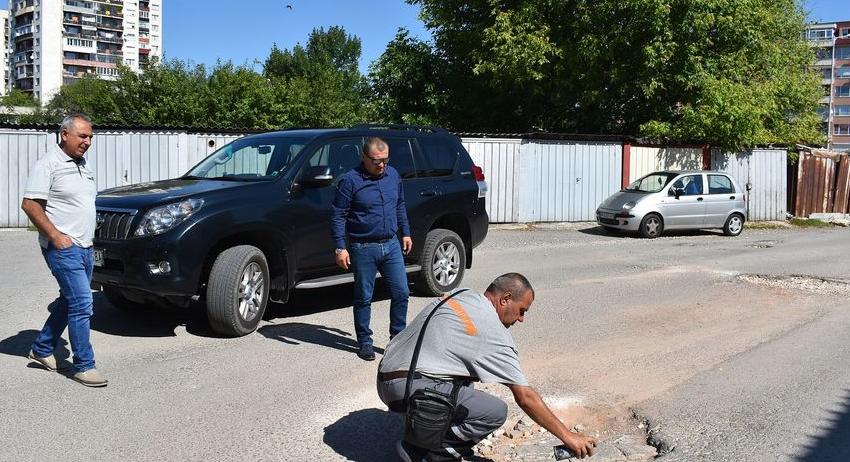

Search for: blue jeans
xmin=32 ymin=244 xmax=96 ymax=373
xmin=349 ymin=238 xmax=409 ymax=348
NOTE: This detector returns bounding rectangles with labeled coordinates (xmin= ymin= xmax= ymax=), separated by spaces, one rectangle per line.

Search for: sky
xmin=1 ymin=0 xmax=848 ymax=74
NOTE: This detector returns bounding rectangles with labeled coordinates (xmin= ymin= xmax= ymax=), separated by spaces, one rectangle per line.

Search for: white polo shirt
xmin=23 ymin=143 xmax=97 ymax=249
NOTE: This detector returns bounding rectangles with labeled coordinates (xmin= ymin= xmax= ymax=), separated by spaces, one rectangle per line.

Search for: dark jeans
xmin=349 ymin=238 xmax=409 ymax=348
xmin=32 ymin=244 xmax=96 ymax=373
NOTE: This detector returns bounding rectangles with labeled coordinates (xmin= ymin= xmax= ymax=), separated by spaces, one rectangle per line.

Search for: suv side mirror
xmin=298 ymin=166 xmax=334 ymax=188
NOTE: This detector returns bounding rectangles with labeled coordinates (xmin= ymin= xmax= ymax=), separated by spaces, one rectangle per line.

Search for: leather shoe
xmin=357 ymin=344 xmax=376 ymax=361
xmin=28 ymin=350 xmax=67 ymax=372
xmin=73 ymin=369 xmax=108 ymax=387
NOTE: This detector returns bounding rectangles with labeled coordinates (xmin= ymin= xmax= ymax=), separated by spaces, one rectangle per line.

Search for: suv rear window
xmin=385 ymin=138 xmax=417 ymax=179
xmin=416 ymin=138 xmax=458 ymax=177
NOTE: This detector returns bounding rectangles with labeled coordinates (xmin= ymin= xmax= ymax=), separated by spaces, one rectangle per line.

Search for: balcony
xmin=97 ymin=34 xmax=123 ymax=44
xmin=64 ymin=1 xmax=95 ymax=14
xmin=63 ymin=58 xmax=101 ymax=68
xmin=96 ymin=19 xmax=123 ymax=30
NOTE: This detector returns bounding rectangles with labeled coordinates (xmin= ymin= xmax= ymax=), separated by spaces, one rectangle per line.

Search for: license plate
xmin=93 ymin=248 xmax=104 ymax=267
xmin=599 ymin=212 xmax=614 ymax=219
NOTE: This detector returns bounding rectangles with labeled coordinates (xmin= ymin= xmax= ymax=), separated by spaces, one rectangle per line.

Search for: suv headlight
xmin=135 ymin=199 xmax=204 ymax=237
xmin=622 ymin=201 xmax=636 ymax=210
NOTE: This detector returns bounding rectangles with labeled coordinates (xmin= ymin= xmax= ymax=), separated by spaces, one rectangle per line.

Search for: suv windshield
xmin=185 ymin=136 xmax=309 ymax=181
xmin=625 ymin=172 xmax=678 ymax=193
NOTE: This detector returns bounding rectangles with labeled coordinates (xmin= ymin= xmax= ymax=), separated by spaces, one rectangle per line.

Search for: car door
xmin=658 ymin=174 xmax=707 ymax=229
xmin=288 ymin=137 xmax=363 ymax=276
xmin=384 ymin=137 xmax=433 ymax=260
xmin=703 ymin=174 xmax=741 ymax=227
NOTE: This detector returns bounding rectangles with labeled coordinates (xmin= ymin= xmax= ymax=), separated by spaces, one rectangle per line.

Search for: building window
xmin=838 ymin=67 xmax=850 ymax=78
xmin=842 ymin=28 xmax=850 ymax=38
xmin=837 ymin=85 xmax=850 ymax=97
xmin=822 ymin=68 xmax=832 ymax=79
xmin=836 ymin=124 xmax=850 ymax=135
xmin=807 ymin=28 xmax=833 ymax=40
xmin=837 ymin=46 xmax=850 ymax=60
xmin=836 ymin=105 xmax=850 ymax=116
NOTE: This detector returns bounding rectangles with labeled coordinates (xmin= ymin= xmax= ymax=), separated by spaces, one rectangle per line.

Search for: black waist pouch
xmin=404 ymin=386 xmax=458 ymax=450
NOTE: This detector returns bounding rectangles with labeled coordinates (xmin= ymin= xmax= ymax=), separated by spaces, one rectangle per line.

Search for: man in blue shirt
xmin=331 ymin=137 xmax=413 ymax=361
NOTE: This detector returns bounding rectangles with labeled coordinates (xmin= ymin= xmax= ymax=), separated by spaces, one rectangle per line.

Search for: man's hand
xmin=335 ymin=249 xmax=350 ymax=270
xmin=561 ymin=432 xmax=597 ymax=458
xmin=508 ymin=384 xmax=598 ymax=458
xmin=51 ymin=233 xmax=74 ymax=250
xmin=402 ymin=236 xmax=413 ymax=255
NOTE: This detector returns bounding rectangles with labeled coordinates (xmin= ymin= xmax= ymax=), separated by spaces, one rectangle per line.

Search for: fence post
xmin=702 ymin=145 xmax=711 ymax=170
xmin=622 ymin=142 xmax=631 ymax=189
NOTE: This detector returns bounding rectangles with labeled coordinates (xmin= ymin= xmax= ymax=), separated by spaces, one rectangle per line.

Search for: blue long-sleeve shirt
xmin=331 ymin=165 xmax=411 ymax=249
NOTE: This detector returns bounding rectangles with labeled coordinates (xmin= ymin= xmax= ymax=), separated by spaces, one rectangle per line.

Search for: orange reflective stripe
xmin=446 ymin=299 xmax=477 ymax=336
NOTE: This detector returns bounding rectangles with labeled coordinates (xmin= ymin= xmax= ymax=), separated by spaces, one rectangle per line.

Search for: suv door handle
xmin=729 ymin=195 xmax=735 ymax=200
xmin=697 ymin=197 xmax=704 ymax=201
xmin=420 ymin=190 xmax=437 ymax=197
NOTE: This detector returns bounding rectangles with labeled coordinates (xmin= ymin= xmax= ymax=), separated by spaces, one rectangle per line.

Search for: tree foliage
xmin=38 ymin=27 xmax=367 ymax=129
xmin=366 ymin=0 xmax=823 ymax=149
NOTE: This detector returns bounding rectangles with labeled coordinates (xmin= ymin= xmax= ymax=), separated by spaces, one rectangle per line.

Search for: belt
xmin=378 ymin=370 xmax=476 ymax=383
xmin=350 ymin=236 xmax=394 ymax=244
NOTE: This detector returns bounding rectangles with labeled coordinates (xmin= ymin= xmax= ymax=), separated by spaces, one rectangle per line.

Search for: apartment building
xmin=1 ymin=10 xmax=8 ymax=96
xmin=806 ymin=21 xmax=850 ymax=153
xmin=5 ymin=0 xmax=162 ymax=104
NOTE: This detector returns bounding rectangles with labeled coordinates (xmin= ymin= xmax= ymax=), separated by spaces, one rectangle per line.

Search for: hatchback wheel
xmin=723 ymin=213 xmax=745 ymax=237
xmin=206 ymin=245 xmax=269 ymax=336
xmin=416 ymin=229 xmax=466 ymax=296
xmin=639 ymin=214 xmax=664 ymax=238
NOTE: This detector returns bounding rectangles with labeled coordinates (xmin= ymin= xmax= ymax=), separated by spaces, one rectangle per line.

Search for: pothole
xmin=738 ymin=274 xmax=850 ymax=296
xmin=748 ymin=240 xmax=780 ymax=248
xmin=478 ymin=406 xmax=662 ymax=461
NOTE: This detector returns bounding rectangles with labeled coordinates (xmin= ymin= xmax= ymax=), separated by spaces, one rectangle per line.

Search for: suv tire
xmin=416 ymin=229 xmax=466 ymax=296
xmin=206 ymin=245 xmax=269 ymax=337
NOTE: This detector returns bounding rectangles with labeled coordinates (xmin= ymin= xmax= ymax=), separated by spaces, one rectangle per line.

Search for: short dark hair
xmin=485 ymin=273 xmax=534 ymax=299
xmin=363 ymin=137 xmax=388 ymax=155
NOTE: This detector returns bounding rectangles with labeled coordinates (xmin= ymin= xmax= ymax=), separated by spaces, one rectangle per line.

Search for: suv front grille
xmin=96 ymin=209 xmax=137 ymax=240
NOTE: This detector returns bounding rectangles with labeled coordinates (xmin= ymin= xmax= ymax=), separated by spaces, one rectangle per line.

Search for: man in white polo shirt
xmin=21 ymin=113 xmax=107 ymax=387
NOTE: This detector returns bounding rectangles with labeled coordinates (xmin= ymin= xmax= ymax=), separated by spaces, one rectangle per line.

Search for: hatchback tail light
xmin=472 ymin=165 xmax=485 ymax=181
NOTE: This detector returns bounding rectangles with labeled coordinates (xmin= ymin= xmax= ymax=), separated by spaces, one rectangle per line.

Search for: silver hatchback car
xmin=595 ymin=170 xmax=747 ymax=238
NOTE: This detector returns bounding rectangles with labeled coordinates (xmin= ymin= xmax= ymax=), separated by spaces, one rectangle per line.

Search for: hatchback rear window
xmin=708 ymin=175 xmax=735 ymax=194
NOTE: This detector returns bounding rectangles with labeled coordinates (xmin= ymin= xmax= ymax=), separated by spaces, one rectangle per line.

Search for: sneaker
xmin=28 ymin=350 xmax=67 ymax=372
xmin=72 ymin=369 xmax=108 ymax=387
xmin=396 ymin=440 xmax=428 ymax=462
xmin=357 ymin=344 xmax=376 ymax=361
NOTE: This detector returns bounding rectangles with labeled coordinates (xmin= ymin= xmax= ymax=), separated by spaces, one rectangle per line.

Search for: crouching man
xmin=377 ymin=273 xmax=597 ymax=461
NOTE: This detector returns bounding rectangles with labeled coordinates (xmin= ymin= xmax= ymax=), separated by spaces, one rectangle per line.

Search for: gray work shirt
xmin=380 ymin=289 xmax=529 ymax=386
xmin=23 ymin=143 xmax=97 ymax=249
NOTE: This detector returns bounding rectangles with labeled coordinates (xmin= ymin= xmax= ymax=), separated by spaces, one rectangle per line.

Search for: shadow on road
xmin=323 ymin=408 xmax=403 ymax=461
xmin=578 ymin=226 xmax=722 ymax=239
xmin=265 ymin=282 xmax=393 ymax=321
xmin=90 ymin=292 xmax=224 ymax=339
xmin=796 ymin=388 xmax=850 ymax=462
xmin=256 ymin=322 xmax=385 ymax=356
xmin=0 ymin=327 xmax=71 ymax=361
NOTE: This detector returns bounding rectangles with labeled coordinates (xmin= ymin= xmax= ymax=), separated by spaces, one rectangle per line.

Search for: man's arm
xmin=21 ymin=198 xmax=72 ymax=249
xmin=331 ymin=177 xmax=353 ymax=269
xmin=507 ymin=384 xmax=597 ymax=458
xmin=395 ymin=176 xmax=412 ymax=254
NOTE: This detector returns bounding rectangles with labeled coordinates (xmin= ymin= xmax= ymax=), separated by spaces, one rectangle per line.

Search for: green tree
xmin=390 ymin=0 xmax=823 ymax=149
xmin=264 ymin=26 xmax=367 ymax=127
xmin=1 ymin=89 xmax=39 ymax=108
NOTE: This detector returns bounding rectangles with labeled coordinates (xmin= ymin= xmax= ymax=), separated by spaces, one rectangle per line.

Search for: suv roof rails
xmin=350 ymin=123 xmax=448 ymax=133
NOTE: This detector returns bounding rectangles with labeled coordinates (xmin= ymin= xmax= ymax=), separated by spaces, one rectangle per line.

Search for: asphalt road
xmin=0 ymin=225 xmax=848 ymax=462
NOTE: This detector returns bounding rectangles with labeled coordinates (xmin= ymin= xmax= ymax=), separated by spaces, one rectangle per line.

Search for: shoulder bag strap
xmin=403 ymin=289 xmax=469 ymax=406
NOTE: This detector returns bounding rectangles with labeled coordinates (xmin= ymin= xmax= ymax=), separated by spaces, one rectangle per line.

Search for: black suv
xmin=92 ymin=125 xmax=489 ymax=336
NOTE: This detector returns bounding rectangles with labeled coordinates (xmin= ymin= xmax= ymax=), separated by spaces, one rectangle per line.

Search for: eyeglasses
xmin=365 ymin=155 xmax=389 ymax=166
